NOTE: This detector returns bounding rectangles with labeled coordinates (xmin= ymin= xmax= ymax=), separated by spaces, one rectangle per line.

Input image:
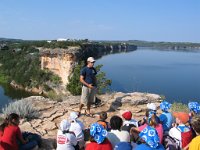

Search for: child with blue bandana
xmin=134 ymin=126 xmax=165 ymax=150
xmin=135 ymin=110 xmax=163 ymax=143
xmin=85 ymin=123 xmax=112 ymax=150
xmin=188 ymin=102 xmax=200 ymax=119
xmin=159 ymin=101 xmax=173 ymax=133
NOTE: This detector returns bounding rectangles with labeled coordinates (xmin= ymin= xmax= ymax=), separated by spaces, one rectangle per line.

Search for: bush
xmin=67 ymin=62 xmax=111 ymax=95
xmin=2 ymin=99 xmax=39 ymax=119
xmin=0 ymin=47 xmax=61 ymax=88
xmin=47 ymin=90 xmax=62 ymax=102
xmin=171 ymin=102 xmax=189 ymax=113
xmin=66 ymin=62 xmax=83 ymax=95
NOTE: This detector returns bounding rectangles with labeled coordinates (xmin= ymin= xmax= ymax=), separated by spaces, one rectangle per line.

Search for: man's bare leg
xmin=79 ymin=103 xmax=84 ymax=116
xmin=86 ymin=103 xmax=91 ymax=114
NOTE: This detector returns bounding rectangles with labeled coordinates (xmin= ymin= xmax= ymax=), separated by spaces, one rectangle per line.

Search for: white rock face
xmin=40 ymin=47 xmax=80 ymax=85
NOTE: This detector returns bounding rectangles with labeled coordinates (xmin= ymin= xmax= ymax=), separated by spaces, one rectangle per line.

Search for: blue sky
xmin=0 ymin=0 xmax=200 ymax=42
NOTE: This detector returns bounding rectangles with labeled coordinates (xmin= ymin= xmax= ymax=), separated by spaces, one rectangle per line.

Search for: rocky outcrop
xmin=10 ymin=92 xmax=161 ymax=149
xmin=10 ymin=80 xmax=43 ymax=94
xmin=40 ymin=44 xmax=137 ymax=85
xmin=40 ymin=47 xmax=80 ymax=85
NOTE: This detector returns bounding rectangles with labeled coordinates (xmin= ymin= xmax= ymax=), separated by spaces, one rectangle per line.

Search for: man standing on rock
xmin=79 ymin=57 xmax=97 ymax=116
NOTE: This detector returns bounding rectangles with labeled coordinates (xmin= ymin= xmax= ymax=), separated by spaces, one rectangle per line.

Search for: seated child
xmin=134 ymin=125 xmax=165 ymax=150
xmin=0 ymin=113 xmax=38 ymax=150
xmin=188 ymin=102 xmax=200 ymax=119
xmin=69 ymin=112 xmax=85 ymax=149
xmin=189 ymin=115 xmax=200 ymax=150
xmin=121 ymin=110 xmax=138 ymax=133
xmin=136 ymin=110 xmax=163 ymax=143
xmin=188 ymin=102 xmax=200 ymax=137
xmin=107 ymin=115 xmax=130 ymax=148
xmin=159 ymin=101 xmax=173 ymax=133
xmin=169 ymin=112 xmax=193 ymax=149
xmin=97 ymin=112 xmax=111 ymax=131
xmin=139 ymin=103 xmax=160 ymax=126
xmin=85 ymin=123 xmax=112 ymax=150
xmin=56 ymin=119 xmax=77 ymax=150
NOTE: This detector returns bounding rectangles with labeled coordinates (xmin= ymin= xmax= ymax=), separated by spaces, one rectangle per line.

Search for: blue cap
xmin=114 ymin=142 xmax=132 ymax=150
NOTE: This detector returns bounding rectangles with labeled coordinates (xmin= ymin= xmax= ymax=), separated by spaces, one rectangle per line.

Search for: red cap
xmin=122 ymin=110 xmax=132 ymax=120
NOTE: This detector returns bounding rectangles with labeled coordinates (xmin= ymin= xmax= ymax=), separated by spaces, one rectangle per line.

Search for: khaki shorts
xmin=80 ymin=86 xmax=96 ymax=105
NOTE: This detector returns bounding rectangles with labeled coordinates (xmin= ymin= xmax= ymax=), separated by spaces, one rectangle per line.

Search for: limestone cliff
xmin=40 ymin=46 xmax=81 ymax=85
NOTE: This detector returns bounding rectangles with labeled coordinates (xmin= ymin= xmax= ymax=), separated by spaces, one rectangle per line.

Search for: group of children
xmin=56 ymin=101 xmax=200 ymax=150
xmin=0 ymin=101 xmax=199 ymax=150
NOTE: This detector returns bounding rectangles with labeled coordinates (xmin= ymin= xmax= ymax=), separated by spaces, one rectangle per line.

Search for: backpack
xmin=163 ymin=135 xmax=181 ymax=150
xmin=164 ymin=127 xmax=193 ymax=150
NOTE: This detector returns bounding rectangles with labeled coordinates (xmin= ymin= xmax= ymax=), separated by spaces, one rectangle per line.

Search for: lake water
xmin=0 ymin=47 xmax=200 ymax=109
xmin=0 ymin=83 xmax=37 ymax=110
xmin=96 ymin=47 xmax=200 ymax=104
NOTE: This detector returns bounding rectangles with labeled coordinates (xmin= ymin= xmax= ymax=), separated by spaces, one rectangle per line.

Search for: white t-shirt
xmin=69 ymin=120 xmax=84 ymax=142
xmin=107 ymin=129 xmax=130 ymax=148
xmin=56 ymin=130 xmax=77 ymax=150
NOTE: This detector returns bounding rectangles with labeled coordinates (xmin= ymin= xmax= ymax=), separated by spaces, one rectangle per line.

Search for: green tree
xmin=67 ymin=62 xmax=111 ymax=95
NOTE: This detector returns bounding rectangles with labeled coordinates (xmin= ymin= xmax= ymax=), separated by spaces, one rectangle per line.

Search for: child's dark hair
xmin=0 ymin=113 xmax=19 ymax=132
xmin=100 ymin=112 xmax=107 ymax=121
xmin=110 ymin=115 xmax=123 ymax=130
xmin=0 ymin=117 xmax=8 ymax=132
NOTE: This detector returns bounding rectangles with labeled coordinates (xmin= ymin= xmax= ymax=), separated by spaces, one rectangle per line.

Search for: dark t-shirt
xmin=121 ymin=124 xmax=136 ymax=133
xmin=80 ymin=66 xmax=97 ymax=86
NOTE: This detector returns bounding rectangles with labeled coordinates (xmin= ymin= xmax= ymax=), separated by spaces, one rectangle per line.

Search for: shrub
xmin=0 ymin=47 xmax=61 ymax=88
xmin=66 ymin=62 xmax=83 ymax=95
xmin=171 ymin=102 xmax=189 ymax=113
xmin=67 ymin=62 xmax=111 ymax=95
xmin=2 ymin=99 xmax=39 ymax=119
xmin=47 ymin=90 xmax=62 ymax=102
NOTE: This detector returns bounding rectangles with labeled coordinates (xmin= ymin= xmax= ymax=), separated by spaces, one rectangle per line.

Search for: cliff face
xmin=40 ymin=44 xmax=137 ymax=85
xmin=40 ymin=47 xmax=80 ymax=85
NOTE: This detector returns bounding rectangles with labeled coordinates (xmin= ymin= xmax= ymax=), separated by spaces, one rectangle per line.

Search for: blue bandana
xmin=188 ymin=102 xmax=200 ymax=114
xmin=139 ymin=126 xmax=160 ymax=148
xmin=90 ymin=123 xmax=107 ymax=144
xmin=160 ymin=101 xmax=171 ymax=112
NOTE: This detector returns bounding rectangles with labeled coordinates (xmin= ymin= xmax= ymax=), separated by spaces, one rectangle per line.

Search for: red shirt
xmin=85 ymin=139 xmax=112 ymax=150
xmin=0 ymin=125 xmax=22 ymax=150
xmin=0 ymin=130 xmax=3 ymax=140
